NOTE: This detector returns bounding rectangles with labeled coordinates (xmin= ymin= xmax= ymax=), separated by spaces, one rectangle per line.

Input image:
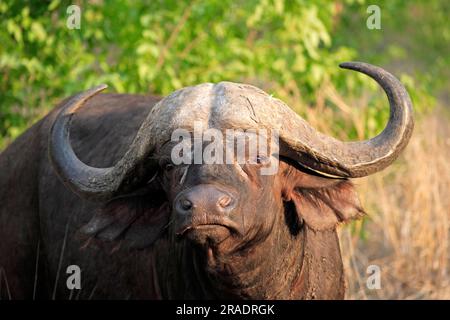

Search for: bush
xmin=0 ymin=0 xmax=443 ymax=149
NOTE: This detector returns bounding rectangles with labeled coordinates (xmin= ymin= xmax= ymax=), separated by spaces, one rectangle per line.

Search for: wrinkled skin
xmin=0 ymin=94 xmax=363 ymax=299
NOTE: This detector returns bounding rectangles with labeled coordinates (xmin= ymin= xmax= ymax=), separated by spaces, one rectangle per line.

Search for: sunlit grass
xmin=339 ymin=109 xmax=450 ymax=299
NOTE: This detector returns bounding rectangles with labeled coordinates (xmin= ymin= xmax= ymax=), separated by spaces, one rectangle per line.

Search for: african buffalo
xmin=0 ymin=62 xmax=413 ymax=299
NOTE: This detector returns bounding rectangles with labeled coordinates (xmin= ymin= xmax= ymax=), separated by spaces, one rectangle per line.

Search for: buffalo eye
xmin=256 ymin=155 xmax=270 ymax=165
xmin=164 ymin=163 xmax=174 ymax=172
xmin=243 ymin=155 xmax=270 ymax=166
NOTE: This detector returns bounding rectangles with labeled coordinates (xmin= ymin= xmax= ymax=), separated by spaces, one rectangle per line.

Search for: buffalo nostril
xmin=180 ymin=199 xmax=193 ymax=211
xmin=217 ymin=195 xmax=232 ymax=208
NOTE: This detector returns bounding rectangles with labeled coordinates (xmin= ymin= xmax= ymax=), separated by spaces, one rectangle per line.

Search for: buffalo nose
xmin=175 ymin=185 xmax=235 ymax=217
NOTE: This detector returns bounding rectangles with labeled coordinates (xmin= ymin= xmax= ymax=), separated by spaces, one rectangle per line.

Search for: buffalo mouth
xmin=176 ymin=221 xmax=240 ymax=245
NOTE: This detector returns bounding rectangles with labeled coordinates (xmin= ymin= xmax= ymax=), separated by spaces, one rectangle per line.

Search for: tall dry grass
xmin=341 ymin=111 xmax=450 ymax=299
xmin=276 ymin=81 xmax=450 ymax=299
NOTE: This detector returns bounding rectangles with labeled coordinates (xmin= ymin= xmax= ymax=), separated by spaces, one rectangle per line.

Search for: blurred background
xmin=0 ymin=0 xmax=449 ymax=299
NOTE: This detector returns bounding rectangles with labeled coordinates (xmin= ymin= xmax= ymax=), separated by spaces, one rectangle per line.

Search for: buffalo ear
xmin=80 ymin=189 xmax=170 ymax=249
xmin=281 ymin=164 xmax=365 ymax=231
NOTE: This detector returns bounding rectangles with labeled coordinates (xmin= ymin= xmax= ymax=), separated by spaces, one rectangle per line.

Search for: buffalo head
xmin=48 ymin=62 xmax=414 ymax=299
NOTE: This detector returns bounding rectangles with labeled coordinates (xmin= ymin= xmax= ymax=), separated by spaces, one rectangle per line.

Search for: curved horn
xmin=279 ymin=62 xmax=414 ymax=178
xmin=49 ymin=85 xmax=158 ymax=201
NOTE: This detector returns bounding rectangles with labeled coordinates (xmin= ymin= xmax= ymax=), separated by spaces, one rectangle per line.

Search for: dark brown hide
xmin=1 ymin=94 xmax=161 ymax=299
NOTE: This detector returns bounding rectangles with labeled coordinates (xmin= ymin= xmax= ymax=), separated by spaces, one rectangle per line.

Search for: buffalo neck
xmin=154 ymin=211 xmax=346 ymax=299
xmin=154 ymin=209 xmax=301 ymax=299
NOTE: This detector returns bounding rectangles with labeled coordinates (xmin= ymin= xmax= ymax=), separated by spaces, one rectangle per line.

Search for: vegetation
xmin=1 ymin=0 xmax=446 ymax=148
xmin=0 ymin=0 xmax=448 ymax=299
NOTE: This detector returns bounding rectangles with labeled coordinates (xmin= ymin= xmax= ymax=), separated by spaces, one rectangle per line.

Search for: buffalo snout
xmin=176 ymin=185 xmax=235 ymax=216
xmin=174 ymin=184 xmax=239 ymax=243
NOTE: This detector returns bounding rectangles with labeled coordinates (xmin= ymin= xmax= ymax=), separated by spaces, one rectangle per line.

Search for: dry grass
xmin=277 ymin=81 xmax=450 ymax=299
xmin=341 ymin=111 xmax=450 ymax=299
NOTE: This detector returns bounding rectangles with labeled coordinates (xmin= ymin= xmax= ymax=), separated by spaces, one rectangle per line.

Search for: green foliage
xmin=0 ymin=0 xmax=445 ymax=149
xmin=333 ymin=0 xmax=448 ymax=112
